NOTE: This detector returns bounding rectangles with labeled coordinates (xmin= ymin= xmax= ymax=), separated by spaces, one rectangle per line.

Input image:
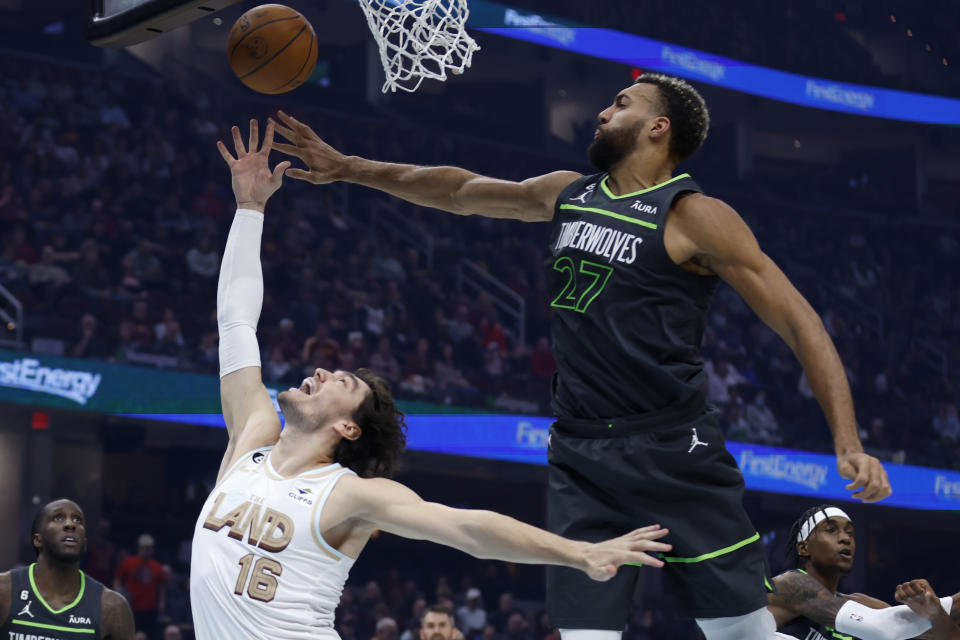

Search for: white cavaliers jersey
xmin=190 ymin=447 xmax=357 ymax=639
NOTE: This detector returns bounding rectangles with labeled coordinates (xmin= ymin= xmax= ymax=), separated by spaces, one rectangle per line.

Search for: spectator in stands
xmin=375 ymin=617 xmax=399 ymax=640
xmin=70 ymin=313 xmax=114 ymax=359
xmin=161 ymin=625 xmax=181 ymax=640
xmin=115 ymin=533 xmax=167 ymax=640
xmin=933 ymin=402 xmax=960 ymax=446
xmin=371 ymin=336 xmax=402 ymax=383
xmin=705 ymin=358 xmax=746 ymax=404
xmin=184 ymin=234 xmax=219 ymax=280
xmin=529 ymin=338 xmax=555 ymax=379
xmin=743 ymin=391 xmax=781 ymax=444
xmin=503 ymin=612 xmax=531 ymax=640
xmin=419 ymin=604 xmax=462 ymax=640
xmin=489 ymin=592 xmax=522 ymax=633
xmin=85 ymin=518 xmax=117 ymax=585
xmin=457 ymin=588 xmax=487 ymax=639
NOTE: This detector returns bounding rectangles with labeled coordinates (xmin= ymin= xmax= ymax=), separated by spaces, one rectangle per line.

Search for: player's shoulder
xmin=671 ymin=192 xmax=737 ymax=219
xmin=100 ymin=586 xmax=135 ymax=638
xmin=100 ymin=586 xmax=130 ymax=611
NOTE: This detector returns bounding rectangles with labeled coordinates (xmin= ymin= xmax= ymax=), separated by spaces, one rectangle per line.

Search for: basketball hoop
xmin=358 ymin=0 xmax=480 ymax=93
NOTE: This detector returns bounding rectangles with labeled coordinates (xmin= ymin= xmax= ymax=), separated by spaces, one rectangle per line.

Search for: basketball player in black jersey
xmin=769 ymin=505 xmax=959 ymax=640
xmin=269 ymin=72 xmax=891 ymax=639
xmin=0 ymin=499 xmax=134 ymax=639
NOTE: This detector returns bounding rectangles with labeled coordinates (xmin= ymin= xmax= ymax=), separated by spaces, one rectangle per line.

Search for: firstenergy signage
xmin=0 ymin=357 xmax=102 ymax=405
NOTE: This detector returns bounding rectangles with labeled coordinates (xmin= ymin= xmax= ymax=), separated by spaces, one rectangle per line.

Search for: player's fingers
xmin=630 ymin=552 xmax=665 ymax=568
xmin=271 ymin=161 xmax=291 ymax=184
xmin=262 ymin=120 xmax=275 ymax=154
xmin=278 ymin=110 xmax=315 ymax=138
xmin=216 ymin=141 xmax=235 ymax=165
xmin=859 ymin=460 xmax=891 ymax=502
xmin=272 ymin=142 xmax=303 ymax=159
xmin=626 ymin=524 xmax=662 ymax=535
xmin=284 ymin=167 xmax=312 ymax=182
xmin=248 ymin=119 xmax=259 ymax=153
xmin=632 ymin=527 xmax=669 ymax=541
xmin=232 ymin=126 xmax=247 ymax=156
xmin=844 ymin=461 xmax=869 ymax=494
xmin=268 ymin=118 xmax=299 ymax=143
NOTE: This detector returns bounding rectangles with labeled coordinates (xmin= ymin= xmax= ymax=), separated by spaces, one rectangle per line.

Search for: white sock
xmin=697 ymin=607 xmax=777 ymax=640
xmin=559 ymin=630 xmax=622 ymax=640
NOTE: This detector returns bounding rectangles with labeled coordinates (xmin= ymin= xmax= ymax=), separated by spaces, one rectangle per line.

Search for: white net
xmin=358 ymin=0 xmax=480 ymax=93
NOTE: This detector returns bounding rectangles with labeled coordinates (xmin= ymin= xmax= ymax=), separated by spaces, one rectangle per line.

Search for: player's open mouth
xmin=300 ymin=377 xmax=318 ymax=395
xmin=62 ymin=537 xmax=79 ymax=545
xmin=838 ymin=549 xmax=852 ymax=557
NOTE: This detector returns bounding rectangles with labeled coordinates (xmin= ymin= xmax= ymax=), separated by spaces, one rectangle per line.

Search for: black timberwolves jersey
xmin=547 ymin=172 xmax=718 ymax=420
xmin=778 ymin=570 xmax=861 ymax=640
xmin=2 ymin=564 xmax=104 ymax=639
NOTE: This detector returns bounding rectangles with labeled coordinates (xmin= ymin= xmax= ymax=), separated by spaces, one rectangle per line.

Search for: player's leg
xmin=622 ymin=408 xmax=774 ymax=637
xmin=545 ymin=425 xmax=641 ymax=634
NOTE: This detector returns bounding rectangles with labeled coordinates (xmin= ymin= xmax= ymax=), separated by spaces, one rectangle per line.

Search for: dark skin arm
xmin=768 ymin=570 xmax=860 ymax=629
xmin=0 ymin=571 xmax=10 ymax=626
xmin=897 ymin=580 xmax=960 ymax=640
xmin=666 ymin=193 xmax=890 ymax=502
xmin=100 ymin=588 xmax=135 ymax=640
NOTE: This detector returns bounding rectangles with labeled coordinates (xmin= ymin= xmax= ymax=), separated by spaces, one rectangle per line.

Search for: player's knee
xmin=559 ymin=630 xmax=622 ymax=640
xmin=696 ymin=607 xmax=777 ymax=640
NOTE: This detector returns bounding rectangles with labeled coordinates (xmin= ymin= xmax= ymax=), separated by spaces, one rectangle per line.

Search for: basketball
xmin=227 ymin=4 xmax=317 ymax=94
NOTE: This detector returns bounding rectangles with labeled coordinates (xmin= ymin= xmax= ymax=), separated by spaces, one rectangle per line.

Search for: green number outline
xmin=550 ymin=257 xmax=614 ymax=313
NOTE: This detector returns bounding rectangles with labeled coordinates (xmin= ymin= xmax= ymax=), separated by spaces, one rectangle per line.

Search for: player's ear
xmin=335 ymin=421 xmax=362 ymax=441
xmin=796 ymin=540 xmax=809 ymax=561
xmin=649 ymin=115 xmax=671 ymax=140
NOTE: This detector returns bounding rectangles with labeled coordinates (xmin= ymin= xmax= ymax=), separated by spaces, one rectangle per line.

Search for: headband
xmin=797 ymin=507 xmax=851 ymax=542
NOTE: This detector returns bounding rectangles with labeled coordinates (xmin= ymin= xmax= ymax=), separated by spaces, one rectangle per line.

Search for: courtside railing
xmin=457 ymin=259 xmax=525 ymax=347
xmin=0 ymin=282 xmax=23 ymax=350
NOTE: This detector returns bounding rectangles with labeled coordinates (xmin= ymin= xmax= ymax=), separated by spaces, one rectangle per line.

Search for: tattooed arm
xmin=100 ymin=588 xmax=135 ymax=640
xmin=768 ymin=571 xmax=886 ymax=628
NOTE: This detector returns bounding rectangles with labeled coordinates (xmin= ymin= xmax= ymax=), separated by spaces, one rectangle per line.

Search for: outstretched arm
xmin=669 ymin=194 xmax=890 ymax=503
xmin=269 ymin=111 xmax=580 ymax=222
xmin=337 ymin=475 xmax=671 ymax=580
xmin=215 ymin=120 xmax=291 ymax=483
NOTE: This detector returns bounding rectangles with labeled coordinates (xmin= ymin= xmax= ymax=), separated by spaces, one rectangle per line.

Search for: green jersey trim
xmin=29 ymin=563 xmax=86 ymax=615
xmin=12 ymin=619 xmax=96 ymax=634
xmin=558 ymin=204 xmax=658 ymax=229
xmin=661 ymin=532 xmax=760 ymax=563
xmin=599 ymin=173 xmax=692 ymax=199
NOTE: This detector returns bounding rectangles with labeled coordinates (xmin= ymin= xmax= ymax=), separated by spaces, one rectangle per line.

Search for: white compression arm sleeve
xmin=835 ymin=600 xmax=934 ymax=640
xmin=217 ymin=209 xmax=265 ymax=378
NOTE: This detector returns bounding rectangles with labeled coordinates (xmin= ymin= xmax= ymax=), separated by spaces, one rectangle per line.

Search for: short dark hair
xmin=785 ymin=504 xmax=833 ymax=568
xmin=335 ymin=369 xmax=407 ymax=478
xmin=420 ymin=603 xmax=455 ymax=624
xmin=633 ymin=73 xmax=709 ymax=162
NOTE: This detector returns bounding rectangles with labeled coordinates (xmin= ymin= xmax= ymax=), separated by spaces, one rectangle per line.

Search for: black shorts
xmin=545 ymin=399 xmax=770 ymax=630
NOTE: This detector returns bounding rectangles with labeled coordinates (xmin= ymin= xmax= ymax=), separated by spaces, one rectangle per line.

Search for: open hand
xmin=217 ymin=119 xmax=291 ymax=212
xmin=270 ymin=111 xmax=348 ymax=184
xmin=582 ymin=525 xmax=672 ymax=581
xmin=837 ymin=451 xmax=891 ymax=502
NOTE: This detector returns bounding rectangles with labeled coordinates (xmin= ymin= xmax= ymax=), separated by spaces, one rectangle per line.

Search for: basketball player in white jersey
xmin=189 ymin=120 xmax=674 ymax=639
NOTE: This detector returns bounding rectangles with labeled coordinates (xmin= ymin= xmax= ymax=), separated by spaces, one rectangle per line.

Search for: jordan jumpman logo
xmin=687 ymin=428 xmax=709 ymax=453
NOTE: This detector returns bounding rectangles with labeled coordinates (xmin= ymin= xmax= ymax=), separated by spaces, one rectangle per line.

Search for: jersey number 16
xmin=235 ymin=553 xmax=282 ymax=603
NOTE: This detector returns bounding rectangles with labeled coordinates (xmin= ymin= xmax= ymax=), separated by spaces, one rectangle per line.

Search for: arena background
xmin=0 ymin=0 xmax=958 ymax=638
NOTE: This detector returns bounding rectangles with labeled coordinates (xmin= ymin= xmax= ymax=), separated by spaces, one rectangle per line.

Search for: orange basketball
xmin=227 ymin=4 xmax=318 ymax=94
